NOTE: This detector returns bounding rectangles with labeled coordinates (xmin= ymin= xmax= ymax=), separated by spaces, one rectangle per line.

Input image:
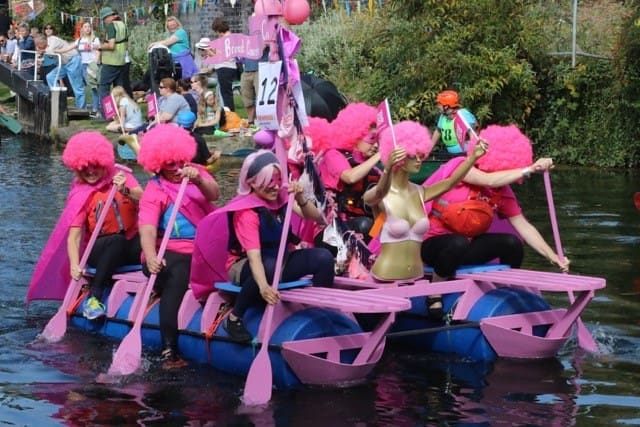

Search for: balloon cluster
xmin=253 ymin=0 xmax=310 ymax=25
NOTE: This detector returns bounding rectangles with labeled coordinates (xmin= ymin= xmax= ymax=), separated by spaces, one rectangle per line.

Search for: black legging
xmin=215 ymin=67 xmax=236 ymax=111
xmin=87 ymin=234 xmax=141 ymax=301
xmin=232 ymin=248 xmax=335 ymax=318
xmin=420 ymin=233 xmax=524 ymax=279
xmin=142 ymin=250 xmax=191 ymax=351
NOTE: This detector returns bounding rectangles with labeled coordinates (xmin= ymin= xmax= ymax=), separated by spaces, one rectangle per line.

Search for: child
xmin=106 ymin=86 xmax=145 ymax=134
xmin=194 ymin=90 xmax=225 ymax=134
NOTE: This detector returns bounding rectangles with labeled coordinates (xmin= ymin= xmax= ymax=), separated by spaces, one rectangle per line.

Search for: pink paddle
xmin=40 ymin=164 xmax=131 ymax=343
xmin=107 ymin=177 xmax=189 ymax=376
xmin=543 ymin=171 xmax=599 ymax=352
xmin=242 ymin=192 xmax=295 ymax=406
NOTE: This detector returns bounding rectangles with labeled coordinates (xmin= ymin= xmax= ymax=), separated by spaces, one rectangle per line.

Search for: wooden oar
xmin=242 ymin=192 xmax=295 ymax=406
xmin=107 ymin=177 xmax=189 ymax=376
xmin=40 ymin=164 xmax=132 ymax=342
xmin=543 ymin=171 xmax=599 ymax=352
xmin=633 ymin=192 xmax=640 ymax=211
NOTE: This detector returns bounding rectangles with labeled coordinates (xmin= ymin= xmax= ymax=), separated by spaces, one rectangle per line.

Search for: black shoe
xmin=160 ymin=347 xmax=188 ymax=369
xmin=425 ymin=296 xmax=444 ymax=321
xmin=223 ymin=317 xmax=252 ymax=343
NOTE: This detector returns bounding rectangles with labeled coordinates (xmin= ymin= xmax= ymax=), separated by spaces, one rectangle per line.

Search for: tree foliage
xmin=298 ymin=0 xmax=640 ymax=167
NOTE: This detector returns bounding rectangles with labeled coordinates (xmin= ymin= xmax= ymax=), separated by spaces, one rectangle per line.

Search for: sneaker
xmin=223 ymin=317 xmax=252 ymax=343
xmin=160 ymin=347 xmax=188 ymax=369
xmin=83 ymin=296 xmax=106 ymax=320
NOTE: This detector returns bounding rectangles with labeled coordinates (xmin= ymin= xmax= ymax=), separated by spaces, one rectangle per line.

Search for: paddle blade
xmin=0 ymin=113 xmax=22 ymax=134
xmin=634 ymin=192 xmax=640 ymax=211
xmin=576 ymin=321 xmax=599 ymax=352
xmin=108 ymin=327 xmax=143 ymax=376
xmin=242 ymin=347 xmax=273 ymax=406
xmin=39 ymin=309 xmax=67 ymax=343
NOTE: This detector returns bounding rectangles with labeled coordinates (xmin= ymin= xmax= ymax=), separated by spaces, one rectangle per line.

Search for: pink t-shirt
xmin=319 ymin=149 xmax=367 ymax=191
xmin=224 ymin=208 xmax=263 ymax=272
xmin=138 ymin=169 xmax=215 ymax=254
xmin=426 ymin=184 xmax=522 ymax=238
xmin=70 ymin=172 xmax=140 ymax=240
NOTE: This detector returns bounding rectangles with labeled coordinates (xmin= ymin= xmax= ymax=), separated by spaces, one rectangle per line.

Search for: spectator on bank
xmin=148 ymin=15 xmax=198 ymax=79
xmin=156 ymin=77 xmax=191 ymax=124
xmin=176 ymin=78 xmax=198 ymax=115
xmin=210 ymin=17 xmax=236 ymax=111
xmin=35 ymin=32 xmax=86 ymax=109
xmin=96 ymin=7 xmax=129 ymax=121
xmin=13 ymin=22 xmax=35 ymax=67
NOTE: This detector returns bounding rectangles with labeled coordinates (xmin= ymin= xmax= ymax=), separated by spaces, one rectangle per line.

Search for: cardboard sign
xmin=255 ymin=61 xmax=282 ymax=130
xmin=101 ymin=95 xmax=117 ymax=121
xmin=201 ymin=34 xmax=264 ymax=64
xmin=145 ymin=92 xmax=157 ymax=119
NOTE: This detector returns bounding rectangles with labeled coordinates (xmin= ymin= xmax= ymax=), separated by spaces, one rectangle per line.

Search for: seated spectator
xmin=106 ymin=86 xmax=145 ymax=134
xmin=194 ymin=90 xmax=225 ymax=134
xmin=176 ymin=110 xmax=221 ymax=166
xmin=156 ymin=77 xmax=191 ymax=124
xmin=176 ymin=78 xmax=198 ymax=115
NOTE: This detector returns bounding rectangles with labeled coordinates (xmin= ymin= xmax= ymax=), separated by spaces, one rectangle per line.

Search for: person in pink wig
xmin=215 ymin=150 xmax=333 ymax=342
xmin=137 ymin=124 xmax=219 ymax=368
xmin=306 ymin=102 xmax=381 ymax=254
xmin=421 ymin=124 xmax=568 ymax=317
xmin=364 ymin=120 xmax=486 ymax=286
xmin=61 ymin=131 xmax=143 ymax=320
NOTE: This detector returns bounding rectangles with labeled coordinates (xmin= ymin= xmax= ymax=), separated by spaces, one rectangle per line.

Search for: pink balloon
xmin=253 ymin=129 xmax=276 ymax=148
xmin=283 ymin=0 xmax=310 ymax=25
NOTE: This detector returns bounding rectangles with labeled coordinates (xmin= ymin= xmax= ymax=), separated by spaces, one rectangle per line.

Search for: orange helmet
xmin=436 ymin=90 xmax=460 ymax=108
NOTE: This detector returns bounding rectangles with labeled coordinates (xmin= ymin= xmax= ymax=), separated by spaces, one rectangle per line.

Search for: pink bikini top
xmin=379 ymin=186 xmax=430 ymax=244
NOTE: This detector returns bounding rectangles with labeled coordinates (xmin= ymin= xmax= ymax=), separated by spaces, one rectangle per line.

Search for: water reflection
xmin=1 ymin=136 xmax=640 ymax=424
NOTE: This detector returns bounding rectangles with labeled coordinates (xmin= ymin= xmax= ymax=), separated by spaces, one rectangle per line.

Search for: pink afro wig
xmin=329 ymin=102 xmax=377 ymax=151
xmin=62 ymin=131 xmax=115 ymax=170
xmin=304 ymin=116 xmax=333 ymax=154
xmin=379 ymin=121 xmax=434 ymax=164
xmin=137 ymin=124 xmax=196 ymax=173
xmin=467 ymin=124 xmax=532 ymax=172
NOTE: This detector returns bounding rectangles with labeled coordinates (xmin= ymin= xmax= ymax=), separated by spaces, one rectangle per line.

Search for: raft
xmin=61 ymin=261 xmax=605 ymax=389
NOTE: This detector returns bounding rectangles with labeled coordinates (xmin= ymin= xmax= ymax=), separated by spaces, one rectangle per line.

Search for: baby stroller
xmin=147 ymin=45 xmax=182 ymax=97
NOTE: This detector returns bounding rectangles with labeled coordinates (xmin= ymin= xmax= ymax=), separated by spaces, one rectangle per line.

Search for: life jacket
xmin=159 ymin=203 xmax=197 ymax=239
xmin=431 ymin=185 xmax=502 ymax=238
xmin=228 ymin=206 xmax=300 ymax=259
xmin=336 ymin=150 xmax=380 ymax=219
xmin=101 ymin=20 xmax=128 ymax=66
xmin=86 ymin=190 xmax=137 ymax=236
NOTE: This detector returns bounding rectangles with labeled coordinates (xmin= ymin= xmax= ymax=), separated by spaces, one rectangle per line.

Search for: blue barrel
xmin=390 ymin=288 xmax=551 ymax=361
xmin=180 ymin=306 xmax=363 ymax=389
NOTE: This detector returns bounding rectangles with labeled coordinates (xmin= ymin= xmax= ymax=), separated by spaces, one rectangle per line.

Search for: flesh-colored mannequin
xmin=365 ymin=143 xmax=487 ymax=281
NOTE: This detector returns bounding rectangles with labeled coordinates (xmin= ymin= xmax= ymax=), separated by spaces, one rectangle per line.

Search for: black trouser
xmin=87 ymin=234 xmax=141 ymax=301
xmin=142 ymin=250 xmax=191 ymax=351
xmin=421 ymin=233 xmax=524 ymax=279
xmin=232 ymin=248 xmax=335 ymax=318
xmin=216 ymin=67 xmax=236 ymax=111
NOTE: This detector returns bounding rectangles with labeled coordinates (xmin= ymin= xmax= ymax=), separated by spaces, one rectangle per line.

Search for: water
xmin=1 ymin=134 xmax=640 ymax=426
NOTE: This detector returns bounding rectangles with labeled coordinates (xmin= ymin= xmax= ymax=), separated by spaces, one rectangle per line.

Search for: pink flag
xmin=101 ymin=95 xmax=117 ymax=121
xmin=146 ymin=92 xmax=157 ymax=119
xmin=376 ymin=98 xmax=396 ymax=146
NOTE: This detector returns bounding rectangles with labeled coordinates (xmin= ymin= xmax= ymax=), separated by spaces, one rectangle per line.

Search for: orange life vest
xmin=86 ymin=190 xmax=137 ymax=236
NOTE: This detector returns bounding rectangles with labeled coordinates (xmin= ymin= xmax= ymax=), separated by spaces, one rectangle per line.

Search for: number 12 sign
xmin=256 ymin=60 xmax=282 ymax=130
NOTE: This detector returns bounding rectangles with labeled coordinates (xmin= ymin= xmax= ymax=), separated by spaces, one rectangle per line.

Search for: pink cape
xmin=26 ymin=170 xmax=117 ymax=305
xmin=190 ymin=189 xmax=288 ymax=301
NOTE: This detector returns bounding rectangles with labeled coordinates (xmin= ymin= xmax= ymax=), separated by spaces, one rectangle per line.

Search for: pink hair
xmin=328 ymin=102 xmax=377 ymax=151
xmin=467 ymin=124 xmax=532 ymax=172
xmin=379 ymin=121 xmax=434 ymax=164
xmin=304 ymin=116 xmax=333 ymax=154
xmin=62 ymin=131 xmax=114 ymax=170
xmin=237 ymin=149 xmax=282 ymax=195
xmin=137 ymin=124 xmax=196 ymax=173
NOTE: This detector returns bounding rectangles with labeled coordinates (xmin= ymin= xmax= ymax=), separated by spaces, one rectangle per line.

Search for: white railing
xmin=17 ymin=49 xmax=61 ymax=84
